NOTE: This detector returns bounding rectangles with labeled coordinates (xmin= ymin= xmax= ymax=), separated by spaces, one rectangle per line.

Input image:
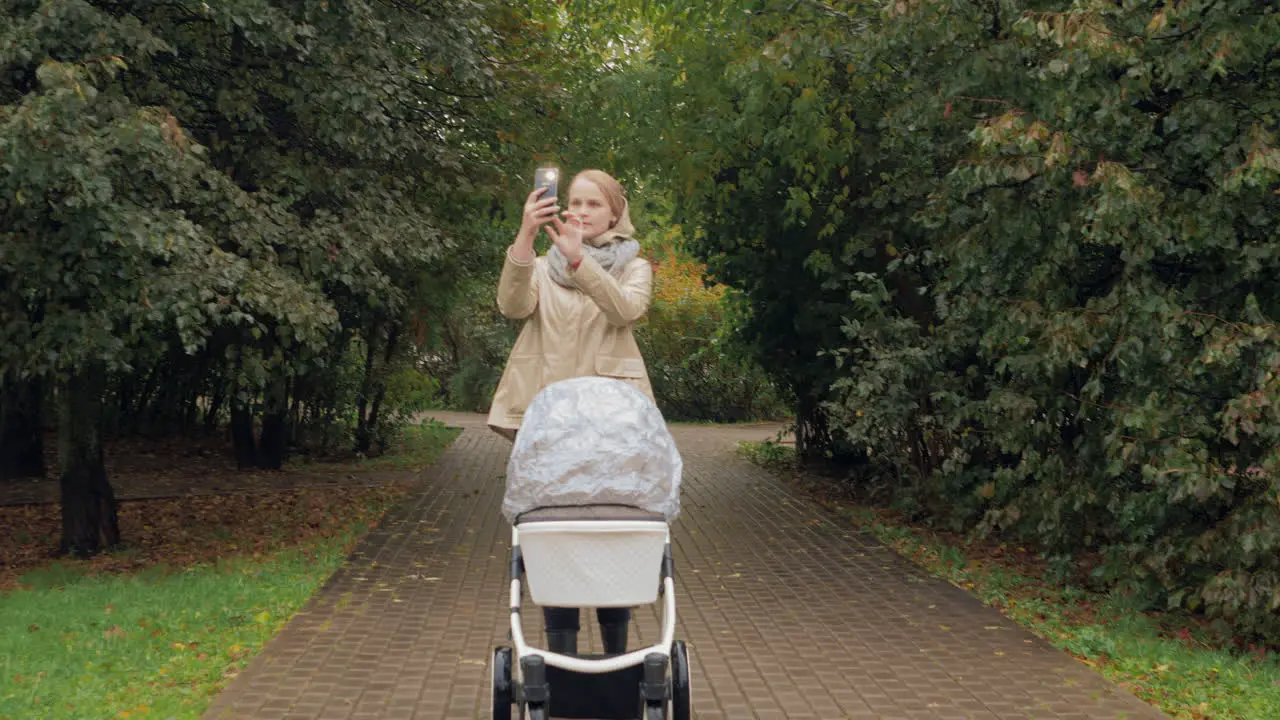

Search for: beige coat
xmin=487 ymin=247 xmax=655 ymax=438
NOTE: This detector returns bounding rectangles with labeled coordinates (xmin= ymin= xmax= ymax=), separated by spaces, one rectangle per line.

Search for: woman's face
xmin=566 ymin=178 xmax=614 ymax=242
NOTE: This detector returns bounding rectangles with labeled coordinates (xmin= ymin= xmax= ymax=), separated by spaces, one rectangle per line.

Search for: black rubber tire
xmin=671 ymin=641 xmax=691 ymax=720
xmin=491 ymin=647 xmax=513 ymax=720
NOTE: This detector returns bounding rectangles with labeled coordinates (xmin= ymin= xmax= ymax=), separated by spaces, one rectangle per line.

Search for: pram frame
xmin=495 ymin=517 xmax=689 ymax=720
xmin=510 ymin=521 xmax=676 ymax=674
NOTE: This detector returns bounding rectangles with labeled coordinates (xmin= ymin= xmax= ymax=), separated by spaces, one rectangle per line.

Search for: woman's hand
xmin=546 ymin=212 xmax=585 ymax=266
xmin=517 ymin=187 xmax=559 ymax=244
xmin=510 ymin=188 xmax=558 ymax=263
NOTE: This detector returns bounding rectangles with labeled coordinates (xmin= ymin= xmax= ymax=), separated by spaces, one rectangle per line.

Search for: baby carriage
xmin=491 ymin=377 xmax=692 ymax=720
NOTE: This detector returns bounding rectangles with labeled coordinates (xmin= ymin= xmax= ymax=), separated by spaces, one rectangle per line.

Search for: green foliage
xmin=390 ymin=1 xmax=788 ymax=425
xmin=384 ymin=370 xmax=440 ymax=425
xmin=865 ymin=0 xmax=1280 ymax=645
xmin=597 ymin=0 xmax=1280 ymax=645
xmin=415 ymin=214 xmax=517 ymax=412
xmin=737 ymin=440 xmax=796 ymax=470
xmin=290 ymin=419 xmax=460 ymax=473
xmin=0 ymin=0 xmax=555 ymax=497
xmin=639 ymin=242 xmax=789 ymax=422
xmin=290 ymin=336 xmax=441 ymax=454
xmin=448 ymin=356 xmax=503 ymax=414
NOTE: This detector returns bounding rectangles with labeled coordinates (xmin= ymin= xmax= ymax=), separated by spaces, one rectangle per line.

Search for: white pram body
xmin=492 ymin=378 xmax=691 ymax=720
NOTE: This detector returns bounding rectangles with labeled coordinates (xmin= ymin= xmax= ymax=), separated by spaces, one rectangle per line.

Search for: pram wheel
xmin=671 ymin=641 xmax=691 ymax=720
xmin=491 ymin=646 xmax=513 ymax=720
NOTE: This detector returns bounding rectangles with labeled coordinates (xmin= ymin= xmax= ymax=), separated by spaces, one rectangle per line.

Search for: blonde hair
xmin=572 ymin=169 xmax=627 ymax=228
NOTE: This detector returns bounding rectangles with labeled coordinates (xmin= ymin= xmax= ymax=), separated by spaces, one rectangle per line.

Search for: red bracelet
xmin=570 ymin=255 xmax=583 ymax=270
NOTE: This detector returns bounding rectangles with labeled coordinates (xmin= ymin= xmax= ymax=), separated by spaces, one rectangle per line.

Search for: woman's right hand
xmin=518 ymin=187 xmax=559 ymax=242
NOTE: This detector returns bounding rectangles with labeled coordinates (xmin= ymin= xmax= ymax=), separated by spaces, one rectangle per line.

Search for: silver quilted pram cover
xmin=502 ymin=376 xmax=682 ymax=523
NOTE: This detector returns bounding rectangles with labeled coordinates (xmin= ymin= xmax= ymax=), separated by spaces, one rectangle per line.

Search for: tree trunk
xmin=231 ymin=392 xmax=257 ymax=469
xmin=355 ymin=328 xmax=380 ymax=455
xmin=204 ymin=386 xmax=225 ymax=435
xmin=794 ymin=389 xmax=828 ymax=463
xmin=115 ymin=375 xmax=136 ymax=433
xmin=130 ymin=364 xmax=162 ymax=435
xmin=284 ymin=377 xmax=300 ymax=448
xmin=145 ymin=365 xmax=185 ymax=437
xmin=1 ymin=375 xmax=46 ymax=480
xmin=182 ymin=388 xmax=199 ymax=433
xmin=257 ymin=375 xmax=288 ymax=470
xmin=358 ymin=323 xmax=400 ymax=455
xmin=58 ymin=365 xmax=120 ymax=557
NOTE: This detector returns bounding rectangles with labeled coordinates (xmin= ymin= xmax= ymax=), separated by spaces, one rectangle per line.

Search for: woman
xmin=488 ymin=169 xmax=656 ymax=656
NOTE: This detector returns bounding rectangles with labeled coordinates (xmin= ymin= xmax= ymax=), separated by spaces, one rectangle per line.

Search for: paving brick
xmin=202 ymin=413 xmax=1169 ymax=719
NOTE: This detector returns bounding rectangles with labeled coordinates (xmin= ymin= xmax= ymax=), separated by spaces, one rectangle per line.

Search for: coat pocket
xmin=503 ymin=354 xmax=544 ymax=414
xmin=594 ymin=355 xmax=646 ymax=379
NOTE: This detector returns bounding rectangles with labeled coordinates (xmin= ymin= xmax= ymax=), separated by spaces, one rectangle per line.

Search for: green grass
xmin=738 ymin=440 xmax=1280 ymax=720
xmin=0 ymin=421 xmax=461 ymax=720
xmin=736 ymin=437 xmax=797 ymax=468
xmin=289 ymin=418 xmax=462 ymax=473
xmin=0 ymin=533 xmax=361 ymax=720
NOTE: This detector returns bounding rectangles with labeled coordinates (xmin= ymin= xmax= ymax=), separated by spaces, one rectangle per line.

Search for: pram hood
xmin=503 ymin=377 xmax=682 ymax=523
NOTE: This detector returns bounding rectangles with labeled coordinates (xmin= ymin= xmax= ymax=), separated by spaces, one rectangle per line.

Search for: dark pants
xmin=544 ymin=606 xmax=631 ymax=631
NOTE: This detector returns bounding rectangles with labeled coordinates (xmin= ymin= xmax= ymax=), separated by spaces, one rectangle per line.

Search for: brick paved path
xmin=203 ymin=413 xmax=1167 ymax=720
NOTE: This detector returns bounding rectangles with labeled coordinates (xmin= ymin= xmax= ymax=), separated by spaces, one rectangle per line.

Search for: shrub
xmin=638 ymin=246 xmax=789 ymax=422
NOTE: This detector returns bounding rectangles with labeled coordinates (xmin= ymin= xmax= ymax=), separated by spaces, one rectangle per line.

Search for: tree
xmin=0 ymin=0 xmax=545 ymax=553
xmin=0 ymin=47 xmax=334 ymax=554
xmin=576 ymin=0 xmax=1280 ymax=642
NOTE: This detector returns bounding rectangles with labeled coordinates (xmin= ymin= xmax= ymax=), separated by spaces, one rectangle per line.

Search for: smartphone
xmin=533 ymin=166 xmax=559 ymax=201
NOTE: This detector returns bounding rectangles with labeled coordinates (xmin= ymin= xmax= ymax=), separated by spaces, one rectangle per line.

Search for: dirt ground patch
xmin=0 ymin=482 xmax=416 ymax=591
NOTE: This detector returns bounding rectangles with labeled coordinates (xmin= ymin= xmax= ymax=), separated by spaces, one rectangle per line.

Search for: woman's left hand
xmin=545 ymin=212 xmax=585 ymax=266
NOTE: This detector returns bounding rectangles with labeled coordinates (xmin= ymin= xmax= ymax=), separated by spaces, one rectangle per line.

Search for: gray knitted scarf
xmin=546 ymin=238 xmax=641 ymax=289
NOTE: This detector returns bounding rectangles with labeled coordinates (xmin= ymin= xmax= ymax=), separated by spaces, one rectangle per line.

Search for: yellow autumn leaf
xmin=1147 ymin=9 xmax=1168 ymax=33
